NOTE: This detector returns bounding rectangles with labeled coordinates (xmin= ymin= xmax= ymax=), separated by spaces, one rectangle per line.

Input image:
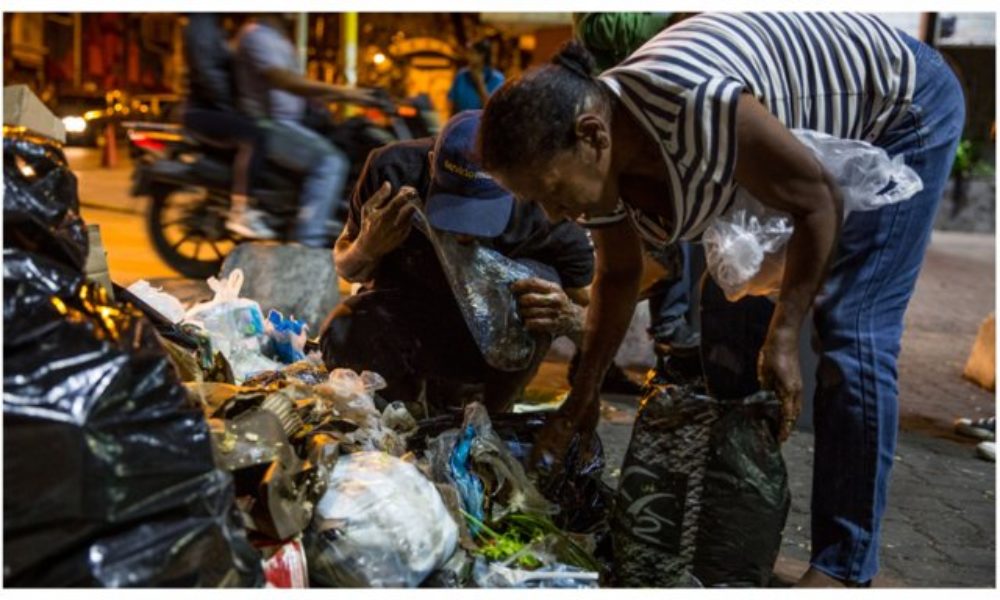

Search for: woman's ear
xmin=576 ymin=113 xmax=610 ymax=149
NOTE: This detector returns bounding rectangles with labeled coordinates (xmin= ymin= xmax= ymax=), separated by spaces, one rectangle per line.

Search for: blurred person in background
xmin=234 ymin=14 xmax=375 ymax=247
xmin=448 ymin=38 xmax=505 ymax=115
xmin=183 ymin=13 xmax=274 ymax=239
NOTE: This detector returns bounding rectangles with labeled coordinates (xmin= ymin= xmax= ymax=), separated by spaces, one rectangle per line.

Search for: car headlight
xmin=62 ymin=116 xmax=87 ymax=133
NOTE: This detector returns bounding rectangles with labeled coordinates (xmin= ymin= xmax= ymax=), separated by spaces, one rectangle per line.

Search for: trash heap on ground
xmin=5 ymin=128 xmax=793 ymax=589
xmin=3 ymin=132 xmax=610 ymax=588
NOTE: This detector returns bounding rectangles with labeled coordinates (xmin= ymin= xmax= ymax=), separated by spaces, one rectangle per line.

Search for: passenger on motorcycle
xmin=183 ymin=13 xmax=274 ymax=240
xmin=234 ymin=14 xmax=376 ymax=248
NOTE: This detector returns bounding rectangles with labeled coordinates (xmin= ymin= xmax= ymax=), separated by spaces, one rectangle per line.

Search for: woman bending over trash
xmin=477 ymin=12 xmax=964 ymax=587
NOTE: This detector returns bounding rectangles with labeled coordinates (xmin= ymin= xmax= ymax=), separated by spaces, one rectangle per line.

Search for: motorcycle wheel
xmin=148 ymin=184 xmax=236 ymax=279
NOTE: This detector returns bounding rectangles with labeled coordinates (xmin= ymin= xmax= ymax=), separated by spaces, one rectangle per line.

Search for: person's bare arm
xmin=732 ymin=93 xmax=844 ymax=440
xmin=262 ymin=67 xmax=374 ymax=103
xmin=530 ymin=219 xmax=643 ymax=473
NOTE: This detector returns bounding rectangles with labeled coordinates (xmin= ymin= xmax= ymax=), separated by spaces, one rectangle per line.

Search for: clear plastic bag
xmin=305 ymin=451 xmax=459 ymax=588
xmin=314 ymin=369 xmax=405 ymax=454
xmin=704 ymin=129 xmax=924 ymax=301
xmin=127 ymin=279 xmax=186 ymax=323
xmin=184 ymin=269 xmax=281 ymax=382
xmin=472 ymin=557 xmax=599 ymax=588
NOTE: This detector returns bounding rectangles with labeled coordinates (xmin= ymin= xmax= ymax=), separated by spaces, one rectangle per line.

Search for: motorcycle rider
xmin=234 ymin=14 xmax=375 ymax=247
xmin=182 ymin=13 xmax=274 ymax=239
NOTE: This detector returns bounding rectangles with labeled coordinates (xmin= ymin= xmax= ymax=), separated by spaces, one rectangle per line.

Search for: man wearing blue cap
xmin=320 ymin=110 xmax=595 ymax=414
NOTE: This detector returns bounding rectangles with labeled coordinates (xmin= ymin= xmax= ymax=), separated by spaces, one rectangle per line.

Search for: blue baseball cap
xmin=425 ymin=110 xmax=514 ymax=238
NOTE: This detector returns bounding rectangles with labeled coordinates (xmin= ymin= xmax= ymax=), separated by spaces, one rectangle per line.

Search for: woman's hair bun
xmin=550 ymin=40 xmax=597 ymax=79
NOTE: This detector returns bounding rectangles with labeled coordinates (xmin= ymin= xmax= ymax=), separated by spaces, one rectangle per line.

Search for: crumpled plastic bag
xmin=426 ymin=404 xmax=557 ymax=534
xmin=703 ymin=128 xmax=924 ymax=301
xmin=413 ymin=207 xmax=537 ymax=372
xmin=3 ymin=248 xmax=260 ymax=587
xmin=313 ymin=369 xmax=406 ymax=454
xmin=472 ymin=557 xmax=599 ymax=588
xmin=3 ymin=136 xmax=88 ymax=269
xmin=127 ymin=279 xmax=186 ymax=323
xmin=184 ymin=269 xmax=282 ymax=383
xmin=413 ymin=409 xmax=608 ymax=535
xmin=611 ymin=384 xmax=789 ymax=588
xmin=304 ymin=452 xmax=459 ymax=588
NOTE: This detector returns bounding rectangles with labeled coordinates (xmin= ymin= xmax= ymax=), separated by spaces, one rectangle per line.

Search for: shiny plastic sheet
xmin=413 ymin=208 xmax=537 ymax=372
xmin=3 ymin=250 xmax=260 ymax=587
xmin=3 ymin=137 xmax=88 ymax=269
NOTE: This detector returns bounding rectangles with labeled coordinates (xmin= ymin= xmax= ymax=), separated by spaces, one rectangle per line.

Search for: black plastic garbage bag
xmin=3 ymin=249 xmax=261 ymax=587
xmin=611 ymin=385 xmax=790 ymax=587
xmin=3 ymin=136 xmax=88 ymax=269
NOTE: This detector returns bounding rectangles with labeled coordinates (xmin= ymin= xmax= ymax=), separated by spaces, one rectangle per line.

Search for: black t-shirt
xmin=345 ymin=138 xmax=595 ymax=300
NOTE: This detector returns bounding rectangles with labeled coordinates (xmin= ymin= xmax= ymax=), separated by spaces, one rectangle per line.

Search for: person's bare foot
xmin=795 ymin=567 xmax=852 ymax=588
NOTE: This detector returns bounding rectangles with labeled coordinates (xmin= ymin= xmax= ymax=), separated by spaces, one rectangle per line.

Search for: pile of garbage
xmin=3 ymin=133 xmax=607 ymax=588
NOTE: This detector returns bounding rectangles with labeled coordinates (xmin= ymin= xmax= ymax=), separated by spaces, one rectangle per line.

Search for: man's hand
xmin=511 ymin=278 xmax=584 ymax=337
xmin=758 ymin=325 xmax=803 ymax=442
xmin=356 ymin=182 xmax=419 ymax=260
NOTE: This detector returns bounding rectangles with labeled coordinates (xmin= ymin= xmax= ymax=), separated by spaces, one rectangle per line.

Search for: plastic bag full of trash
xmin=412 ymin=206 xmax=537 ymax=372
xmin=184 ymin=268 xmax=282 ymax=382
xmin=703 ymin=128 xmax=924 ymax=302
xmin=305 ymin=452 xmax=459 ymax=588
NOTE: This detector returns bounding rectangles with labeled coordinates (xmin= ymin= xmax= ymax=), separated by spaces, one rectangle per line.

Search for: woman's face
xmin=491 ymin=120 xmax=619 ymax=223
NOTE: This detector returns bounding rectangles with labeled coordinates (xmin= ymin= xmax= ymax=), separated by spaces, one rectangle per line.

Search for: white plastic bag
xmin=306 ymin=452 xmax=459 ymax=588
xmin=183 ymin=269 xmax=280 ymax=382
xmin=704 ymin=129 xmax=924 ymax=301
xmin=126 ymin=279 xmax=186 ymax=323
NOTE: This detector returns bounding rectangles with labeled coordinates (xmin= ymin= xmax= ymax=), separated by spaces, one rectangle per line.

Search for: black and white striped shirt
xmin=583 ymin=12 xmax=916 ymax=245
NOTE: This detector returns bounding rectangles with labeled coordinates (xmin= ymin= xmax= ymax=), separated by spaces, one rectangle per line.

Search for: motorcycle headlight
xmin=62 ymin=116 xmax=88 ymax=133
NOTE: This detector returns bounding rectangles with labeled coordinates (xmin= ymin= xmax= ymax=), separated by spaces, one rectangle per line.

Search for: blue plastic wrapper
xmin=450 ymin=424 xmax=486 ymax=535
xmin=266 ymin=309 xmax=308 ymax=364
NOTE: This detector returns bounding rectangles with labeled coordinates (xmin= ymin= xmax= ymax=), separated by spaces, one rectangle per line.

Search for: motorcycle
xmin=124 ymin=90 xmax=437 ymax=278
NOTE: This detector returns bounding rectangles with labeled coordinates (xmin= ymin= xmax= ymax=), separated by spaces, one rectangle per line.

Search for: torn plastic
xmin=703 ymin=129 xmax=924 ymax=302
xmin=413 ymin=207 xmax=537 ymax=372
xmin=127 ymin=279 xmax=186 ymax=323
xmin=184 ymin=269 xmax=282 ymax=383
xmin=3 ymin=249 xmax=260 ymax=587
xmin=3 ymin=137 xmax=88 ymax=269
xmin=611 ymin=384 xmax=790 ymax=587
xmin=305 ymin=452 xmax=459 ymax=588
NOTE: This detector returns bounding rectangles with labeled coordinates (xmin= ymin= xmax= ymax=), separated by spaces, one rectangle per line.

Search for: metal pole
xmin=295 ymin=12 xmax=308 ymax=72
xmin=73 ymin=13 xmax=82 ymax=89
xmin=341 ymin=12 xmax=357 ymax=86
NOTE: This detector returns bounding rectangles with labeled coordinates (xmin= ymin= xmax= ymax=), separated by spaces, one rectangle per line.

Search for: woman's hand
xmin=529 ymin=389 xmax=601 ymax=478
xmin=758 ymin=325 xmax=803 ymax=442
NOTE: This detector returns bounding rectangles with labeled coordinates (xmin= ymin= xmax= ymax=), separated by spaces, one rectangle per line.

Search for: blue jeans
xmin=809 ymin=34 xmax=965 ymax=582
xmin=646 ymin=241 xmax=693 ymax=340
xmin=261 ymin=119 xmax=349 ymax=247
